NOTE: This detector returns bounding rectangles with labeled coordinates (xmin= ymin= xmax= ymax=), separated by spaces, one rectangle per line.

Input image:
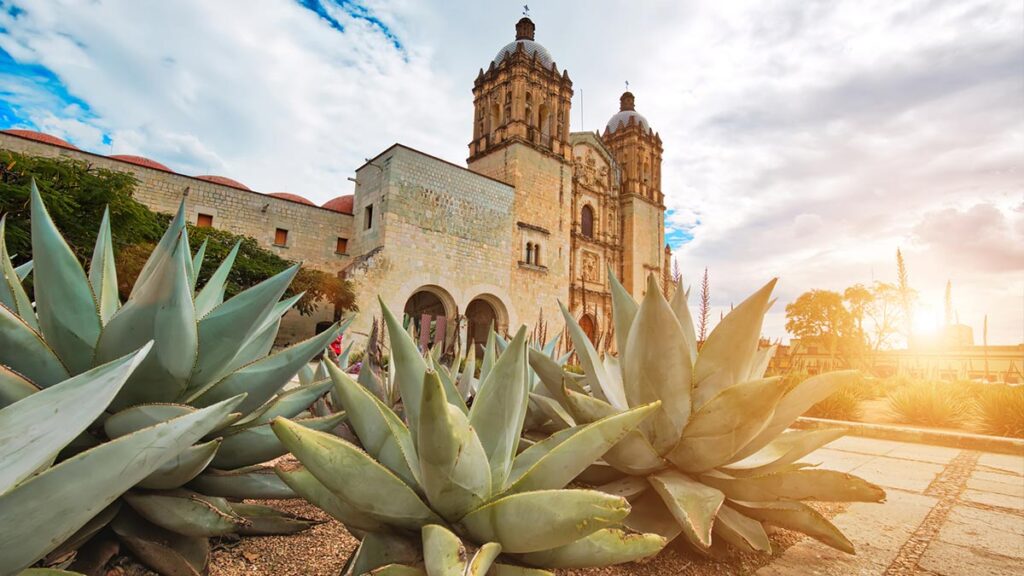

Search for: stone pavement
xmin=755 ymin=436 xmax=1024 ymax=576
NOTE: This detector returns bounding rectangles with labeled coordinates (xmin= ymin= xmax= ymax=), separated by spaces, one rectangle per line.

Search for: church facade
xmin=0 ymin=16 xmax=670 ymax=351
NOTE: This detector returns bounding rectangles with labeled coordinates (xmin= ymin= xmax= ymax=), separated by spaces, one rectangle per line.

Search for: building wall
xmin=468 ymin=141 xmax=572 ymax=338
xmin=344 ymin=145 xmax=517 ymax=341
xmin=620 ymin=195 xmax=666 ymax=296
xmin=0 ymin=131 xmax=352 ymax=345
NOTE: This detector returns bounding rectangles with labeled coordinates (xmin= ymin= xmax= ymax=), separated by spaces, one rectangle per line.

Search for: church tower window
xmin=581 ymin=205 xmax=594 ymax=238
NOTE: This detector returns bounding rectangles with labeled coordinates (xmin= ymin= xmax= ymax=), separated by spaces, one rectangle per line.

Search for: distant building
xmin=0 ymin=16 xmax=671 ymax=351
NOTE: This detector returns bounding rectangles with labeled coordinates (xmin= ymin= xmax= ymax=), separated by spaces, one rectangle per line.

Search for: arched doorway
xmin=579 ymin=313 xmax=597 ymax=346
xmin=404 ymin=286 xmax=455 ymax=352
xmin=465 ymin=294 xmax=508 ymax=356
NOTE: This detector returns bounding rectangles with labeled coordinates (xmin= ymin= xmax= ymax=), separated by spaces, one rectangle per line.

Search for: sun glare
xmin=912 ymin=306 xmax=943 ymax=336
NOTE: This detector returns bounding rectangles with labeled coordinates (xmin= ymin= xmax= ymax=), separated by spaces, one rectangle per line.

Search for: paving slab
xmin=977 ymin=453 xmax=1024 ymax=475
xmin=917 ymin=540 xmax=1023 ymax=576
xmin=884 ymin=443 xmax=961 ymax=465
xmin=961 ymin=489 xmax=1024 ymax=511
xmin=827 ymin=436 xmax=907 ymax=457
xmin=799 ymin=448 xmax=877 ymax=473
xmin=933 ymin=505 xmax=1024 ymax=559
xmin=849 ymin=455 xmax=945 ymax=493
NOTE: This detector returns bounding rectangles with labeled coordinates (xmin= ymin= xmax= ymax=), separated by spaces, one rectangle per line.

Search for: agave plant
xmin=271 ymin=300 xmax=668 ymax=574
xmin=0 ymin=181 xmax=347 ymax=574
xmin=0 ymin=344 xmax=245 ymax=575
xmin=528 ymin=272 xmax=886 ymax=556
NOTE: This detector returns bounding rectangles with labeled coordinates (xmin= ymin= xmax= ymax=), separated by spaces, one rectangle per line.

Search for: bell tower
xmin=468 ymin=17 xmax=573 ymax=163
xmin=602 ymin=91 xmax=666 ymax=295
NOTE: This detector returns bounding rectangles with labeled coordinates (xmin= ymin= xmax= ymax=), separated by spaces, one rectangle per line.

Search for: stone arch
xmin=403 ymin=285 xmax=457 ymax=350
xmin=466 ymin=293 xmax=509 ymax=354
xmin=578 ymin=312 xmax=598 ymax=345
xmin=581 ymin=204 xmax=595 ymax=238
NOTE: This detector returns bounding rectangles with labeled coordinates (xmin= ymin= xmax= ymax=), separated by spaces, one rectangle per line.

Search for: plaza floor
xmin=755 ymin=436 xmax=1024 ymax=576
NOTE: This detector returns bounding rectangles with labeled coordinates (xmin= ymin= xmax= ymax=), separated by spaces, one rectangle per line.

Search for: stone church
xmin=0 ymin=16 xmax=670 ymax=351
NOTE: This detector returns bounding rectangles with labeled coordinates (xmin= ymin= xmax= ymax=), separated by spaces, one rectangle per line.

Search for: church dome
xmin=3 ymin=129 xmax=79 ymax=150
xmin=605 ymin=91 xmax=653 ymax=135
xmin=321 ymin=194 xmax=354 ymax=214
xmin=492 ymin=17 xmax=554 ymax=68
xmin=110 ymin=154 xmax=172 ymax=172
xmin=196 ymin=175 xmax=251 ymax=191
xmin=267 ymin=192 xmax=315 ymax=206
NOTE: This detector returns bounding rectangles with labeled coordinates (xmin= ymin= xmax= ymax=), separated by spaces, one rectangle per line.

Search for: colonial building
xmin=0 ymin=16 xmax=670 ymax=352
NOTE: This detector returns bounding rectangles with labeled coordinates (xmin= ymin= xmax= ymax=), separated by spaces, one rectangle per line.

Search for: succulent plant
xmin=271 ymin=300 xmax=668 ymax=574
xmin=528 ymin=272 xmax=886 ymax=556
xmin=0 ymin=181 xmax=346 ymax=574
xmin=0 ymin=344 xmax=244 ymax=574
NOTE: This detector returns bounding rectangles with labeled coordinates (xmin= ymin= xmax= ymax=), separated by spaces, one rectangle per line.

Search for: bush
xmin=806 ymin=386 xmax=864 ymax=421
xmin=887 ymin=381 xmax=971 ymax=428
xmin=976 ymin=385 xmax=1024 ymax=438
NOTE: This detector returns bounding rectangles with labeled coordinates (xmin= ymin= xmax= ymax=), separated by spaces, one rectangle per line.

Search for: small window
xmin=364 ymin=205 xmax=374 ymax=230
xmin=581 ymin=205 xmax=594 ymax=238
xmin=197 ymin=213 xmax=214 ymax=228
xmin=336 ymin=237 xmax=348 ymax=254
xmin=274 ymin=228 xmax=288 ymax=246
xmin=525 ymin=242 xmax=534 ymax=264
xmin=534 ymin=244 xmax=542 ymax=266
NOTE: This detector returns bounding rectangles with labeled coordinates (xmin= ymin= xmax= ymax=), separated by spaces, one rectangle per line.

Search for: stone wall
xmin=344 ymin=145 xmax=517 ymax=342
xmin=0 ymin=131 xmax=353 ymax=345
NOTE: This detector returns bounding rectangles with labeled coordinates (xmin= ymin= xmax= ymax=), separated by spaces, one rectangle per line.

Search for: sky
xmin=0 ymin=0 xmax=1021 ymax=344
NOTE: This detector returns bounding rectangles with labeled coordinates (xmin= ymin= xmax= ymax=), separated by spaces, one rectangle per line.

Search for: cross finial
xmin=625 ymin=80 xmax=630 ymax=91
xmin=523 ymin=4 xmax=530 ymax=17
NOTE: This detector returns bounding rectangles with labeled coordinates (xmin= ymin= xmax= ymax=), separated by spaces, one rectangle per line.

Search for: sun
xmin=912 ymin=306 xmax=944 ymax=337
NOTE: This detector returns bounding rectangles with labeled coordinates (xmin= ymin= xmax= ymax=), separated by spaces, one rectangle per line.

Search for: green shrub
xmin=806 ymin=386 xmax=864 ymax=421
xmin=887 ymin=381 xmax=971 ymax=428
xmin=976 ymin=385 xmax=1024 ymax=438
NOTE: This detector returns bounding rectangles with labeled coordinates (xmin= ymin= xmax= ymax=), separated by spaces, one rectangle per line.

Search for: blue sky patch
xmin=297 ymin=0 xmax=404 ymax=52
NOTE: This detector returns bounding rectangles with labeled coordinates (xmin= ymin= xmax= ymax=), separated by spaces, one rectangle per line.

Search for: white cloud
xmin=1 ymin=0 xmax=1020 ymax=343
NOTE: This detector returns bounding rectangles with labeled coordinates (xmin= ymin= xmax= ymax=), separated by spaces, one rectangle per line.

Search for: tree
xmin=846 ymin=282 xmax=903 ymax=352
xmin=785 ymin=289 xmax=861 ymax=366
xmin=944 ymin=280 xmax=953 ymax=326
xmin=896 ymin=248 xmax=914 ymax=341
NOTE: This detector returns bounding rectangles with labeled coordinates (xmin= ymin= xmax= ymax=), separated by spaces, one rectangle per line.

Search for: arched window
xmin=491 ymin=103 xmax=501 ymax=129
xmin=534 ymin=243 xmax=542 ymax=266
xmin=581 ymin=205 xmax=594 ymax=238
xmin=525 ymin=242 xmax=534 ymax=264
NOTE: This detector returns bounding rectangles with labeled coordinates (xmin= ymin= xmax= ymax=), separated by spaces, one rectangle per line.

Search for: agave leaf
xmin=0 ymin=216 xmax=38 ymax=329
xmin=137 ymin=439 xmax=222 ymax=490
xmin=527 ymin=348 xmax=572 ymax=404
xmin=730 ymin=500 xmax=854 ymax=553
xmin=0 ymin=395 xmax=242 ymax=572
xmin=748 ymin=345 xmax=776 ymax=381
xmin=667 ymin=279 xmax=698 ymax=364
xmin=648 ymin=469 xmax=724 ymax=549
xmin=240 ymin=378 xmax=335 ymax=426
xmin=597 ymin=476 xmax=650 ymax=501
xmin=607 ymin=270 xmax=638 ymax=359
xmin=0 ymin=344 xmax=151 ymax=493
xmin=713 ymin=504 xmax=771 ymax=553
xmin=110 ymin=507 xmax=209 ymax=576
xmin=132 ymin=200 xmax=185 ymax=296
xmin=559 ymin=302 xmax=624 ymax=409
xmin=430 ymin=353 xmax=468 ymax=413
xmin=271 ymin=417 xmax=441 ymax=530
xmin=487 ymin=565 xmax=553 ymax=576
xmin=42 ymin=501 xmax=122 ymax=566
xmin=0 ymin=364 xmax=40 ymax=408
xmin=419 ymin=371 xmax=491 ymax=521
xmin=527 ymin=393 xmax=576 ymax=430
xmin=225 ymin=293 xmax=306 ymax=375
xmin=193 ymin=240 xmax=240 ymax=317
xmin=104 ymin=404 xmax=195 ymax=438
xmin=96 ymin=233 xmax=197 ymax=410
xmin=14 ymin=259 xmax=32 ymax=281
xmin=368 ymin=566 xmax=426 ymax=576
xmin=457 ymin=346 xmax=476 ymax=400
xmin=422 ymin=524 xmax=467 ymax=575
xmin=668 ymin=377 xmax=785 ymax=473
xmin=189 ymin=465 xmax=296 ymax=500
xmin=702 ymin=469 xmax=885 ymax=503
xmin=230 ymin=502 xmax=324 ymax=535
xmin=467 ymin=542 xmax=501 ymax=576
xmin=517 ymin=528 xmax=665 ymax=569
xmin=30 ymin=181 xmax=102 ymax=374
xmin=328 ymin=360 xmax=420 ymax=488
xmin=506 ymin=402 xmax=659 ymax=493
xmin=275 ymin=466 xmax=387 ymax=532
xmin=479 ymin=328 xmax=497 ymax=384
xmin=344 ymin=531 xmax=422 ymax=576
xmin=21 ymin=570 xmax=86 ymax=575
xmin=189 ymin=238 xmax=208 ymax=293
xmin=123 ymin=490 xmax=248 ymax=537
xmin=190 ymin=324 xmax=340 ymax=414
xmin=381 ymin=298 xmax=431 ymax=440
xmin=692 ymin=279 xmax=777 ymax=408
xmin=622 ymin=275 xmax=693 ymax=453
xmin=622 ymin=490 xmax=683 ymax=541
xmin=457 ymin=489 xmax=629 ymax=554
xmin=298 ymin=362 xmax=316 ymax=387
xmin=0 ymin=303 xmax=69 ymax=387
xmin=190 ymin=264 xmax=298 ymax=389
xmin=722 ymin=428 xmax=846 ymax=478
xmin=210 ymin=412 xmax=344 ymax=470
xmin=469 ymin=326 xmax=529 ymax=493
xmin=89 ymin=207 xmax=120 ymax=323
xmin=732 ymin=371 xmax=857 ymax=462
